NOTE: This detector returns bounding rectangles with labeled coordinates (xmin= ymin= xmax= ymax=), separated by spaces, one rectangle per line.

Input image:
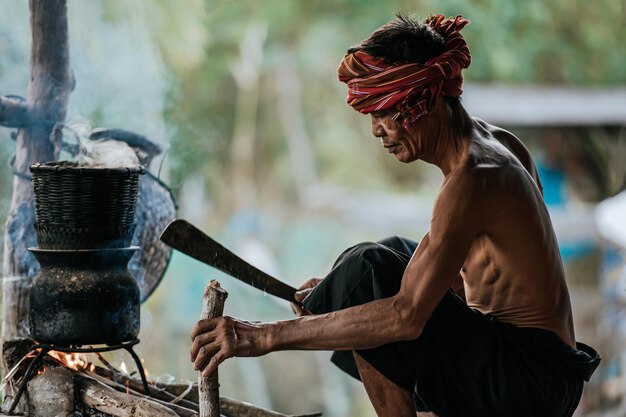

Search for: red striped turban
xmin=337 ymin=14 xmax=471 ymax=127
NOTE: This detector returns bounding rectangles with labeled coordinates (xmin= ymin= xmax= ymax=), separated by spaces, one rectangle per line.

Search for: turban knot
xmin=337 ymin=14 xmax=471 ymax=127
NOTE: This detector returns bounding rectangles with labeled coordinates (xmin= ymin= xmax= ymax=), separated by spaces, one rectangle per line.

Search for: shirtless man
xmin=190 ymin=14 xmax=599 ymax=417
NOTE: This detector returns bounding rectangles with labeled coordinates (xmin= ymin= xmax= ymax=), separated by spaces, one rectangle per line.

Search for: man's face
xmin=370 ymin=110 xmax=425 ymax=163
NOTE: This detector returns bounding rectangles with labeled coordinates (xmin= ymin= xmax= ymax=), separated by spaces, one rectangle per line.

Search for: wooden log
xmin=155 ymin=381 xmax=199 ymax=403
xmin=199 ymin=280 xmax=228 ymax=417
xmin=0 ymin=96 xmax=31 ymax=128
xmin=220 ymin=397 xmax=322 ymax=417
xmin=89 ymin=367 xmax=322 ymax=417
xmin=91 ymin=365 xmax=200 ymax=412
xmin=78 ymin=372 xmax=199 ymax=417
xmin=26 ymin=366 xmax=75 ymax=417
xmin=153 ymin=381 xmax=323 ymax=417
xmin=1 ymin=339 xmax=33 ymax=373
xmin=77 ymin=377 xmax=179 ymax=417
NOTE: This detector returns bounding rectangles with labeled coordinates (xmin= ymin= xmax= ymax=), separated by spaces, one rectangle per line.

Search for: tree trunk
xmin=227 ymin=22 xmax=267 ymax=213
xmin=275 ymin=50 xmax=318 ymax=206
xmin=2 ymin=0 xmax=72 ymax=371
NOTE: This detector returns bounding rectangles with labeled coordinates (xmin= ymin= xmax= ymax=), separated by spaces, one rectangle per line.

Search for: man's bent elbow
xmin=399 ymin=321 xmax=423 ymax=341
xmin=392 ymin=296 xmax=424 ymax=341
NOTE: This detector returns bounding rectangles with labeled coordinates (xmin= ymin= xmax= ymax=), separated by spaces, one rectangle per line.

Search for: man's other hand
xmin=291 ymin=277 xmax=323 ymax=316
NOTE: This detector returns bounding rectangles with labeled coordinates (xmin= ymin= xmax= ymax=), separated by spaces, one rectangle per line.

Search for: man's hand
xmin=291 ymin=277 xmax=323 ymax=316
xmin=190 ymin=317 xmax=267 ymax=376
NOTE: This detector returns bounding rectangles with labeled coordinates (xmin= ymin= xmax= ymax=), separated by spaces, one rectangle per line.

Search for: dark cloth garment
xmin=303 ymin=237 xmax=601 ymax=417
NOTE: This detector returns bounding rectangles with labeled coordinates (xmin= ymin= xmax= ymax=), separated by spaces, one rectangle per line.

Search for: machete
xmin=160 ymin=219 xmax=300 ymax=304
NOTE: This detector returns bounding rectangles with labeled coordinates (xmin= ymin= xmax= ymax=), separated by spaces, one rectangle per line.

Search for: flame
xmin=120 ymin=361 xmax=128 ymax=374
xmin=47 ymin=351 xmax=91 ymax=371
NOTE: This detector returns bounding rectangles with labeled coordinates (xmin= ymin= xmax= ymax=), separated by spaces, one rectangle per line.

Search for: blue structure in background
xmin=536 ymin=161 xmax=595 ymax=262
xmin=537 ymin=162 xmax=565 ymax=207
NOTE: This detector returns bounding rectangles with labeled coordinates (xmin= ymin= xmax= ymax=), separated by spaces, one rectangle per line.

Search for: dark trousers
xmin=303 ymin=237 xmax=599 ymax=417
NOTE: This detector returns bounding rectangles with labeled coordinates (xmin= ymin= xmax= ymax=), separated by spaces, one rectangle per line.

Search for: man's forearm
xmin=259 ymin=296 xmax=421 ymax=353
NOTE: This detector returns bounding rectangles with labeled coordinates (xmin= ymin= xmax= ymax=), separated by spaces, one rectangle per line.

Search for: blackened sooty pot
xmin=28 ymin=247 xmax=140 ymax=346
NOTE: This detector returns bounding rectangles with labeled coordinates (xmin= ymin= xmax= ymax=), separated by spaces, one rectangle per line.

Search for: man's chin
xmin=394 ymin=153 xmax=418 ymax=164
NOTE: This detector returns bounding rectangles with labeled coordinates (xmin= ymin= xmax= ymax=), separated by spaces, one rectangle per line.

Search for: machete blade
xmin=160 ymin=219 xmax=300 ymax=304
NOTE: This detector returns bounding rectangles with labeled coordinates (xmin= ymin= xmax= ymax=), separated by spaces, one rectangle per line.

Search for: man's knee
xmin=338 ymin=242 xmax=409 ymax=300
xmin=338 ymin=240 xmax=411 ymax=271
xmin=305 ymin=241 xmax=412 ymax=314
xmin=376 ymin=236 xmax=418 ymax=256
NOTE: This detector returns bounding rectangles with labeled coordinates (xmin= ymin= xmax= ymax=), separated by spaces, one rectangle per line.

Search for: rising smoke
xmin=0 ymin=1 xmax=173 ymax=166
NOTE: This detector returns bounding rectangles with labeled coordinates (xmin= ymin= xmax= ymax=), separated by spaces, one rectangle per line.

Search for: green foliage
xmin=161 ymin=0 xmax=625 ymax=203
xmin=424 ymin=0 xmax=626 ymax=84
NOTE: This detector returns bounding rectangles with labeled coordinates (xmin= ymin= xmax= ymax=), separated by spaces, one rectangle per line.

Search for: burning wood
xmin=78 ymin=378 xmax=179 ymax=417
xmin=1 ymin=349 xmax=321 ymax=417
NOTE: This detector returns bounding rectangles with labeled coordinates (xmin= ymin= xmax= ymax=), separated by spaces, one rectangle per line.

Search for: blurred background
xmin=1 ymin=0 xmax=625 ymax=416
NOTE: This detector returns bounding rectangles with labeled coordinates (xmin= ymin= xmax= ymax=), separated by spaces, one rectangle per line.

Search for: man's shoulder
xmin=471 ymin=117 xmax=544 ymax=195
xmin=446 ymin=155 xmax=531 ymax=204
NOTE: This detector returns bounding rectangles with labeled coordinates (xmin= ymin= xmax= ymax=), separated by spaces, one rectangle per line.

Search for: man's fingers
xmin=291 ymin=302 xmax=311 ymax=316
xmin=201 ymin=351 xmax=225 ymax=377
xmin=294 ymin=289 xmax=307 ymax=302
xmin=190 ymin=318 xmax=218 ymax=341
xmin=291 ymin=302 xmax=303 ymax=316
xmin=297 ymin=277 xmax=323 ymax=291
xmin=290 ymin=280 xmax=323 ymax=316
xmin=190 ymin=332 xmax=215 ymax=361
xmin=193 ymin=342 xmax=220 ymax=372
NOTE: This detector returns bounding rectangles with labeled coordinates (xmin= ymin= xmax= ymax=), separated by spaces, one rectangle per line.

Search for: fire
xmin=47 ymin=351 xmax=94 ymax=372
xmin=120 ymin=361 xmax=128 ymax=374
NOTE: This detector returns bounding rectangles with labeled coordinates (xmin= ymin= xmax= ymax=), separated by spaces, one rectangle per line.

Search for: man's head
xmin=338 ymin=14 xmax=472 ymax=163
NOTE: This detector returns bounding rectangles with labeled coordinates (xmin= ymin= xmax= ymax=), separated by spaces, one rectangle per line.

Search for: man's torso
xmin=450 ymin=120 xmax=575 ymax=347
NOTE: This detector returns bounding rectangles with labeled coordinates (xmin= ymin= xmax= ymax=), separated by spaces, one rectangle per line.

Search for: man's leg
xmin=353 ymin=352 xmax=416 ymax=417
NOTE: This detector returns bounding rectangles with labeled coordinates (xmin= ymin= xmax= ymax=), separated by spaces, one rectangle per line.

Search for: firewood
xmin=199 ymin=280 xmax=228 ymax=417
xmin=26 ymin=366 xmax=75 ymax=417
xmin=78 ymin=377 xmax=179 ymax=417
xmin=88 ymin=365 xmax=322 ymax=417
xmin=77 ymin=372 xmax=198 ymax=417
xmin=155 ymin=382 xmax=199 ymax=403
xmin=155 ymin=379 xmax=323 ymax=417
xmin=92 ymin=365 xmax=200 ymax=411
xmin=220 ymin=397 xmax=322 ymax=417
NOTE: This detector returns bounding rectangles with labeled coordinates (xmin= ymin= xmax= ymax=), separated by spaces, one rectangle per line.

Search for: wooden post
xmin=199 ymin=280 xmax=228 ymax=417
xmin=2 ymin=0 xmax=72 ymax=375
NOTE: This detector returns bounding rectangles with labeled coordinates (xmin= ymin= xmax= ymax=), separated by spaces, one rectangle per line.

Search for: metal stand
xmin=8 ymin=339 xmax=149 ymax=415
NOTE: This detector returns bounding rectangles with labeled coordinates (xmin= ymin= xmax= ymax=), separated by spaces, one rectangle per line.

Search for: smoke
xmin=77 ymin=139 xmax=139 ymax=168
xmin=0 ymin=1 xmax=174 ymax=169
xmin=66 ymin=2 xmax=170 ymax=154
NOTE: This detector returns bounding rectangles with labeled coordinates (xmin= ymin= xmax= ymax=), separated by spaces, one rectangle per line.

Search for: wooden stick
xmin=77 ymin=372 xmax=198 ymax=417
xmin=89 ymin=365 xmax=322 ymax=417
xmin=78 ymin=377 xmax=179 ymax=417
xmin=91 ymin=365 xmax=200 ymax=412
xmin=220 ymin=397 xmax=322 ymax=417
xmin=199 ymin=280 xmax=228 ymax=417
